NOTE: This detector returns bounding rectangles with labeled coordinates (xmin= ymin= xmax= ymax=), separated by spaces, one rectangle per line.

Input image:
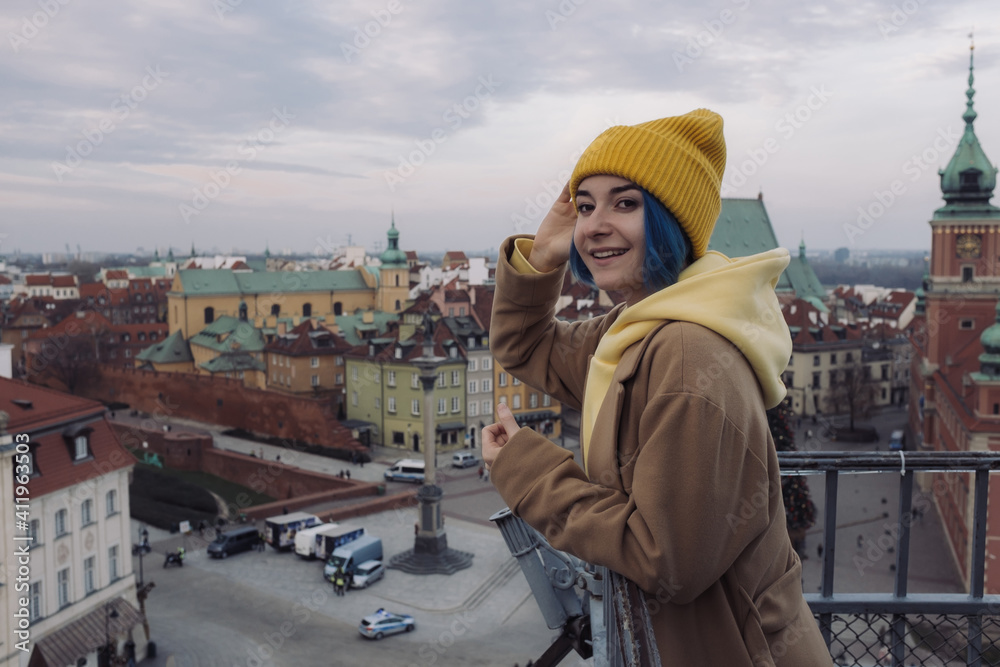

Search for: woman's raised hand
xmin=527 ymin=183 xmax=576 ymax=273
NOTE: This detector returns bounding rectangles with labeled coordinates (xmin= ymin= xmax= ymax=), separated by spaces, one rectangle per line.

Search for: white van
xmin=451 ymin=451 xmax=479 ymax=468
xmin=384 ymin=459 xmax=425 ymax=483
xmin=294 ymin=523 xmax=340 ymax=559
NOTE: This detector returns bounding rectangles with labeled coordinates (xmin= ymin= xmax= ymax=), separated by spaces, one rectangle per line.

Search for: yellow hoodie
xmin=512 ymin=240 xmax=792 ymax=470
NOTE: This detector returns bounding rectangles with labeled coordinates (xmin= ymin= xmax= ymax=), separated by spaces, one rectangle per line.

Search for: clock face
xmin=956 ymin=233 xmax=982 ymax=259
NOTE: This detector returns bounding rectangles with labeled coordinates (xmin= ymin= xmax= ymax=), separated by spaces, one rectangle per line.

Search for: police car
xmin=358 ymin=609 xmax=415 ymax=640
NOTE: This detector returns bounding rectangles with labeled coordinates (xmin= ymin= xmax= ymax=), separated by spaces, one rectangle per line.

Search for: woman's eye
xmin=578 ymin=203 xmax=594 ymax=213
xmin=616 ymin=198 xmax=637 ymax=209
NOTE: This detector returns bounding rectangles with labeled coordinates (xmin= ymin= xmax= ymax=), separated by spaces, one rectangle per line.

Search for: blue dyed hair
xmin=569 ymin=188 xmax=692 ymax=295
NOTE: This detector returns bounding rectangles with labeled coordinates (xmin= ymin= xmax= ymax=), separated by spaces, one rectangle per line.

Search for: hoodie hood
xmin=597 ymin=247 xmax=793 ymax=409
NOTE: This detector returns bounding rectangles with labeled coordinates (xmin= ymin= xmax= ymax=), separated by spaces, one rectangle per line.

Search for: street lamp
xmin=388 ymin=312 xmax=473 ymax=575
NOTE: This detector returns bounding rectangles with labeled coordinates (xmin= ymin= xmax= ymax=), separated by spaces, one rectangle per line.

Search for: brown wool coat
xmin=489 ymin=238 xmax=833 ymax=666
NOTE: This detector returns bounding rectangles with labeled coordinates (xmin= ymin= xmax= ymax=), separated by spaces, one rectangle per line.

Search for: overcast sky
xmin=2 ymin=0 xmax=999 ymax=259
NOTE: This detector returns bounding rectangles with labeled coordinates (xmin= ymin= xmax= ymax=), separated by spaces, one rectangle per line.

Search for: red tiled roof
xmin=0 ymin=378 xmax=132 ymax=496
xmin=51 ymin=275 xmax=76 ymax=287
xmin=25 ymin=274 xmax=50 ymax=286
xmin=104 ymin=270 xmax=128 ymax=280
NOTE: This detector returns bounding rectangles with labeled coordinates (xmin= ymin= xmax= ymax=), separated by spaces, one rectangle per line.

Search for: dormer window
xmin=960 ymin=169 xmax=981 ymax=192
xmin=74 ymin=435 xmax=88 ymax=460
xmin=395 ymin=347 xmax=403 ymax=360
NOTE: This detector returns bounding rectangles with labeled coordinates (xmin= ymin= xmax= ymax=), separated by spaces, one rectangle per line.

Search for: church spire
xmin=935 ymin=39 xmax=1000 ymax=219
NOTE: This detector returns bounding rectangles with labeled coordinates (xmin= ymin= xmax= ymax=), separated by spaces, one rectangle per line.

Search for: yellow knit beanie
xmin=569 ymin=109 xmax=727 ymax=259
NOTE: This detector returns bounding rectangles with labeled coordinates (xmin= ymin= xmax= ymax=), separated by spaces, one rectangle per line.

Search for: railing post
xmin=890 ymin=469 xmax=914 ymax=667
xmin=966 ymin=469 xmax=990 ymax=667
xmin=820 ymin=469 xmax=838 ymax=648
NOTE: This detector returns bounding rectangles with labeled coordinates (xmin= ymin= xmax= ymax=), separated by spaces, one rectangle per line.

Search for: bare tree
xmin=26 ymin=323 xmax=110 ymax=394
xmin=824 ymin=360 xmax=877 ymax=432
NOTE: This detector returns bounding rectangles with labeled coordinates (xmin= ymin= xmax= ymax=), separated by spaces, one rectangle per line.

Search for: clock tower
xmin=911 ymin=42 xmax=1000 ymax=593
xmin=922 ymin=41 xmax=1000 ymax=372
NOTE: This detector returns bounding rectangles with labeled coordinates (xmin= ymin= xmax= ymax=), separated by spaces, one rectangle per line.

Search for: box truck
xmin=317 ymin=523 xmax=366 ymax=561
xmin=294 ymin=523 xmax=339 ymax=559
xmin=264 ymin=512 xmax=320 ymax=550
xmin=324 ymin=535 xmax=383 ymax=579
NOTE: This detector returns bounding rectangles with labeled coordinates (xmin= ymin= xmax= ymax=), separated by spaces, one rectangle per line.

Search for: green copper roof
xmin=136 ymin=329 xmax=193 ymax=364
xmin=935 ymin=46 xmax=1000 ymax=220
xmin=710 ymin=197 xmax=825 ymax=307
xmin=334 ymin=310 xmax=398 ymax=346
xmin=189 ymin=315 xmax=267 ymax=353
xmin=172 ymin=268 xmax=369 ymax=295
xmin=378 ymin=218 xmax=408 ymax=268
xmin=199 ymin=353 xmax=265 ymax=373
xmin=106 ymin=265 xmax=170 ymax=278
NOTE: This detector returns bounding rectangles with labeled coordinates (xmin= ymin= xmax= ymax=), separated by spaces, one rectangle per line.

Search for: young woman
xmin=483 ymin=110 xmax=832 ymax=666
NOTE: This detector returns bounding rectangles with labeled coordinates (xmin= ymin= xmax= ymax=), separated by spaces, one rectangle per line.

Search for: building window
xmin=812 ymin=372 xmax=821 ymax=389
xmin=74 ymin=435 xmax=89 ymax=460
xmin=451 ymin=370 xmax=460 ymax=386
xmin=334 ymin=302 xmax=343 ymax=316
xmin=351 ymin=391 xmax=358 ymax=407
xmin=411 ymin=373 xmax=420 ymax=389
xmin=393 ymin=431 xmax=405 ymax=445
xmin=468 ymin=401 xmax=479 ymax=416
xmin=529 ymin=393 xmax=538 ymax=408
xmin=352 ymin=366 xmax=358 ymax=381
xmin=412 ymin=399 xmax=420 ymax=415
xmin=27 ymin=518 xmax=40 ymax=546
xmin=310 ymin=356 xmax=319 ymax=368
xmin=812 ymin=355 xmax=820 ymax=367
xmin=109 ymin=545 xmax=119 ymax=581
xmin=335 ymin=373 xmax=343 ymax=384
xmin=451 ymin=396 xmax=460 ymax=412
xmin=482 ymin=400 xmax=492 ymax=414
xmin=81 ymin=499 xmax=93 ymax=526
xmin=57 ymin=568 xmax=70 ymax=608
xmin=106 ymin=490 xmax=117 ymax=516
xmin=960 ymin=319 xmax=975 ymax=330
xmin=845 ymin=352 xmax=854 ymax=363
xmin=498 ymin=372 xmax=507 ymax=387
xmin=468 ymin=380 xmax=478 ymax=394
xmin=512 ymin=394 xmax=522 ymax=409
xmin=512 ymin=377 xmax=521 ymax=386
xmin=311 ymin=375 xmax=320 ymax=387
xmin=963 ymin=266 xmax=974 ymax=282
xmin=830 ymin=353 xmax=837 ymax=365
xmin=55 ymin=509 xmax=67 ymax=537
xmin=437 ymin=372 xmax=446 ymax=388
xmin=542 ymin=394 xmax=551 ymax=407
xmin=204 ymin=306 xmax=214 ymax=324
xmin=271 ymin=304 xmax=281 ymax=316
xmin=881 ymin=364 xmax=889 ymax=380
xmin=388 ymin=397 xmax=397 ymax=413
xmin=828 ymin=370 xmax=837 ymax=386
xmin=498 ymin=395 xmax=508 ymax=405
xmin=303 ymin=303 xmax=312 ymax=317
xmin=482 ymin=357 xmax=492 ymax=370
xmin=438 ymin=398 xmax=446 ymax=414
xmin=374 ymin=397 xmax=381 ymax=410
xmin=84 ymin=556 xmax=96 ymax=594
xmin=482 ymin=378 xmax=492 ymax=392
xmin=30 ymin=582 xmax=42 ymax=621
xmin=388 ymin=371 xmax=396 ymax=387
xmin=468 ymin=359 xmax=477 ymax=371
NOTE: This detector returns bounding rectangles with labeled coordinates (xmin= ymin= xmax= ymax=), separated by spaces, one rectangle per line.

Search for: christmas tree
xmin=768 ymin=401 xmax=816 ymax=553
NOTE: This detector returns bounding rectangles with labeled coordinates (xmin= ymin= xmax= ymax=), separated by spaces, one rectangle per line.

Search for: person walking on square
xmin=483 ymin=110 xmax=832 ymax=666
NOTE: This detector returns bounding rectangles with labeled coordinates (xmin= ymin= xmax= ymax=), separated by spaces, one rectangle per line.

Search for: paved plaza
xmin=126 ymin=405 xmax=964 ymax=666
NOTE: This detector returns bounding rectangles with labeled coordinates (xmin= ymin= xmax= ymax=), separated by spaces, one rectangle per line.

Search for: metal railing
xmin=496 ymin=451 xmax=1000 ymax=666
xmin=781 ymin=451 xmax=1000 ymax=666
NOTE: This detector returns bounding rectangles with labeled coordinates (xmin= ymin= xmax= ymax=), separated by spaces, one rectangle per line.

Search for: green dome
xmin=979 ymin=300 xmax=1000 ymax=377
xmin=378 ymin=218 xmax=408 ymax=268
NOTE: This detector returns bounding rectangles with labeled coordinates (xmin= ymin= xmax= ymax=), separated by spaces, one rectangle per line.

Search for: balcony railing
xmin=496 ymin=451 xmax=1000 ymax=667
xmin=781 ymin=450 xmax=1000 ymax=666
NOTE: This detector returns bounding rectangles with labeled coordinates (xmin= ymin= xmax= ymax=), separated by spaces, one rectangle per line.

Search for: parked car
xmin=451 ymin=451 xmax=478 ymax=468
xmin=358 ymin=609 xmax=415 ymax=640
xmin=350 ymin=560 xmax=384 ymax=589
xmin=384 ymin=459 xmax=425 ymax=483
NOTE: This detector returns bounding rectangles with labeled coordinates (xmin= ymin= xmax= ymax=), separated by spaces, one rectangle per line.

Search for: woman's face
xmin=574 ymin=174 xmax=648 ymax=305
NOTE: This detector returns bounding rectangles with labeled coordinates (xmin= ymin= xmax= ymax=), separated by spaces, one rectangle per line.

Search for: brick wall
xmin=82 ymin=366 xmax=362 ymax=452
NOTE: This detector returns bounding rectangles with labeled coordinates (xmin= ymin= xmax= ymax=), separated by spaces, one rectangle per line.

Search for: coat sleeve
xmin=491 ymin=331 xmax=776 ymax=605
xmin=490 ymin=235 xmax=619 ymax=410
